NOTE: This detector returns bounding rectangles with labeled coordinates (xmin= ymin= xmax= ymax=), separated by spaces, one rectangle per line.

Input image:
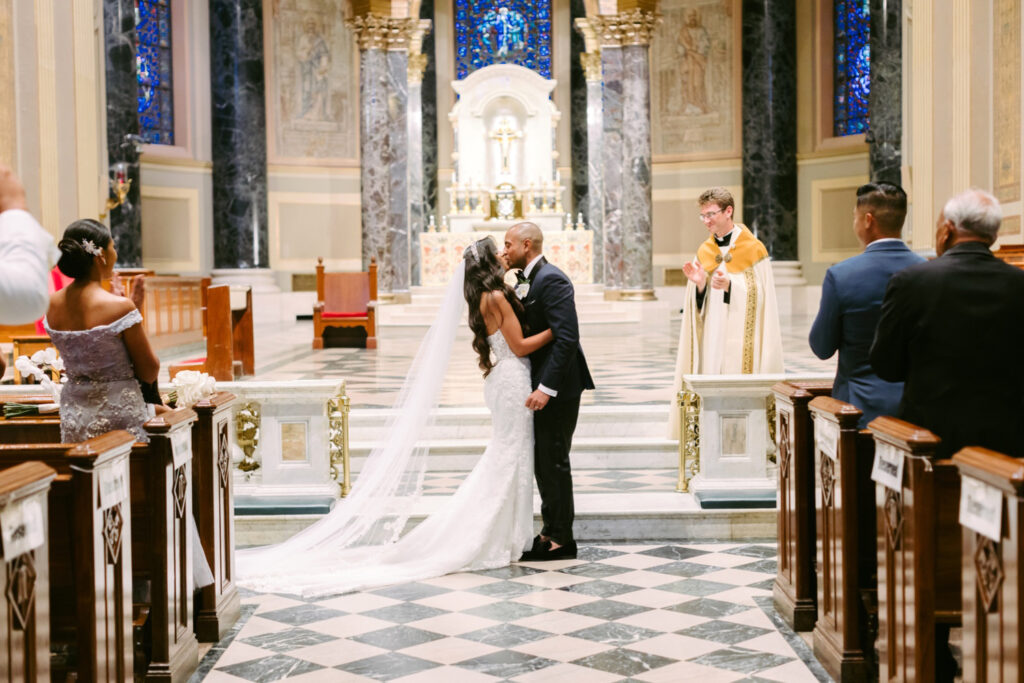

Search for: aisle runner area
xmin=193 ymin=542 xmax=828 ymax=682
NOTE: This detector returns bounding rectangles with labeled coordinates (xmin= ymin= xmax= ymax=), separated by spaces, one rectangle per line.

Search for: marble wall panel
xmin=421 ymin=0 xmax=439 ymax=224
xmin=651 ymin=0 xmax=739 ymax=159
xmin=387 ymin=50 xmax=410 ymax=293
xmin=359 ymin=49 xmax=390 ymax=274
xmin=265 ymin=0 xmax=357 ymax=164
xmin=601 ymin=46 xmax=624 ymax=289
xmin=621 ymin=44 xmax=653 ymax=292
xmin=570 ymin=0 xmax=588 ymax=221
xmin=868 ymin=0 xmax=902 ymax=185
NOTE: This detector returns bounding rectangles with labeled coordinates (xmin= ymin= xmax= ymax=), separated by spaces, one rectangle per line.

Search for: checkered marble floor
xmin=191 ymin=542 xmax=828 ymax=682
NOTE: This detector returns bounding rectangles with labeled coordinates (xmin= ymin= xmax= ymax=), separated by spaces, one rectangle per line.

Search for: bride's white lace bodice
xmin=44 ymin=310 xmax=151 ymax=443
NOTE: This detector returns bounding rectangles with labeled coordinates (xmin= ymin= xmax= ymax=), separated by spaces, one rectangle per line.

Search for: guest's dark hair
xmin=57 ymin=219 xmax=111 ymax=280
xmin=856 ymin=182 xmax=908 ymax=235
xmin=463 ymin=237 xmax=525 ymax=377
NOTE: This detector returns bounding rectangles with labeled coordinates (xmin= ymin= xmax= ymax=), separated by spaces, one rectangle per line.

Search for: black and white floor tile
xmin=191 ymin=542 xmax=827 ymax=682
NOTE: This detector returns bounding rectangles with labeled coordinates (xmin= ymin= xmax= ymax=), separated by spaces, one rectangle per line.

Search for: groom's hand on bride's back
xmin=525 ymin=389 xmax=550 ymax=411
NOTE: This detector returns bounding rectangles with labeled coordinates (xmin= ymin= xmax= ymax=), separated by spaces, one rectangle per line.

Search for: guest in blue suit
xmin=809 ymin=182 xmax=924 ymax=427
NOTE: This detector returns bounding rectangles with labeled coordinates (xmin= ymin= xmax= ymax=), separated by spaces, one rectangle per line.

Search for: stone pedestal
xmin=741 ymin=0 xmax=797 ymax=260
xmin=869 ymin=0 xmax=902 ymax=184
xmin=209 ymin=0 xmax=269 ymax=270
xmin=103 ymin=0 xmax=142 ymax=266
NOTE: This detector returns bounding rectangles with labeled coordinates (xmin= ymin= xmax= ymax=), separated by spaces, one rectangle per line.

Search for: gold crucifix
xmin=489 ymin=117 xmax=523 ymax=174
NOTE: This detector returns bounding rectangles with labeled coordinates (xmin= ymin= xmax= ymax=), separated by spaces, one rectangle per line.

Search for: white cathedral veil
xmin=236 ymin=261 xmax=468 ymax=596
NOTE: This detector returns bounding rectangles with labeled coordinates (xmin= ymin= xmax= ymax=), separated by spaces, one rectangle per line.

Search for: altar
xmin=422 ymin=63 xmax=594 ymax=283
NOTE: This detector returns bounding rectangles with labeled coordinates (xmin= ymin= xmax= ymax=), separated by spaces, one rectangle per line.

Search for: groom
xmin=503 ymin=222 xmax=594 ymax=560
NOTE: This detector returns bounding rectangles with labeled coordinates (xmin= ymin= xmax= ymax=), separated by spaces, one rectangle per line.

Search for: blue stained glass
xmin=454 ymin=0 xmax=553 ymax=79
xmin=833 ymin=0 xmax=870 ymax=136
xmin=135 ymin=0 xmax=174 ymax=145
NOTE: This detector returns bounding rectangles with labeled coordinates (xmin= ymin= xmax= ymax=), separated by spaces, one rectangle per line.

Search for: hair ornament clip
xmin=81 ymin=239 xmax=103 ymax=257
xmin=468 ymin=241 xmax=479 ymax=260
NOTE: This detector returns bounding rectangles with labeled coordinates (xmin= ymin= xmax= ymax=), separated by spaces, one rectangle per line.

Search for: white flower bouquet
xmin=6 ymin=348 xmax=65 ymax=417
xmin=166 ymin=370 xmax=216 ymax=409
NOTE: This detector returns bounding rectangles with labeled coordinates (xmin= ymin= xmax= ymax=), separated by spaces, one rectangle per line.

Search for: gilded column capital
xmin=408 ymin=52 xmax=428 ymax=83
xmin=591 ymin=9 xmax=660 ymax=47
xmin=346 ymin=14 xmax=425 ymax=51
xmin=580 ymin=52 xmax=603 ymax=82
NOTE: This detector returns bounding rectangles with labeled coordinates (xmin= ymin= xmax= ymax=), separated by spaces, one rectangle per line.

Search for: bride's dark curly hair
xmin=463 ymin=236 xmax=525 ymax=377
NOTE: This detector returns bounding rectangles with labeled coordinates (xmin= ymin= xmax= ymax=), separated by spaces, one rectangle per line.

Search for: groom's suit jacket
xmin=521 ymin=257 xmax=595 ymax=400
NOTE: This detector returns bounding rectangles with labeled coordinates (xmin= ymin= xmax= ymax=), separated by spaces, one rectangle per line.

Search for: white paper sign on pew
xmin=871 ymin=442 xmax=905 ymax=491
xmin=171 ymin=429 xmax=191 ymax=469
xmin=98 ymin=459 xmax=129 ymax=510
xmin=959 ymin=476 xmax=1003 ymax=541
xmin=0 ymin=498 xmax=45 ymax=559
xmin=814 ymin=417 xmax=839 ymax=461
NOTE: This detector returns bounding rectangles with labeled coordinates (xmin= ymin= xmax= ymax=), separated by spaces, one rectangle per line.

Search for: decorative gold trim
xmin=408 ymin=53 xmax=428 ymax=83
xmin=580 ymin=52 xmax=602 ymax=82
xmin=741 ymin=267 xmax=756 ymax=373
xmin=676 ymin=390 xmax=701 ymax=492
xmin=590 ymin=9 xmax=660 ymax=47
xmin=328 ymin=382 xmax=352 ymax=497
xmin=347 ymin=15 xmax=429 ymax=51
xmin=236 ymin=403 xmax=261 ymax=474
xmin=618 ymin=289 xmax=657 ymax=301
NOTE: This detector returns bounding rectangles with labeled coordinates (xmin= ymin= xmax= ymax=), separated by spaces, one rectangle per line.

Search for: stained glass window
xmin=454 ymin=1 xmax=552 ymax=80
xmin=135 ymin=0 xmax=174 ymax=145
xmin=833 ymin=0 xmax=870 ymax=136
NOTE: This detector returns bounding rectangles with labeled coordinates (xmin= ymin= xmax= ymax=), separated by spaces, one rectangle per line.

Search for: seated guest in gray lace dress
xmin=44 ymin=219 xmax=160 ymax=443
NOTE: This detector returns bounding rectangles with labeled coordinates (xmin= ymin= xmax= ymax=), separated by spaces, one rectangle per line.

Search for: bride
xmin=237 ymin=237 xmax=553 ymax=597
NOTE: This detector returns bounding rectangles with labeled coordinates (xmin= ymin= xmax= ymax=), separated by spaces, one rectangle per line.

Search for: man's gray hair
xmin=943 ymin=189 xmax=1003 ymax=240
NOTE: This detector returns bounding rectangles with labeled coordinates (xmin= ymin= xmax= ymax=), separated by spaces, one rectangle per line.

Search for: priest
xmin=669 ymin=187 xmax=783 ymax=438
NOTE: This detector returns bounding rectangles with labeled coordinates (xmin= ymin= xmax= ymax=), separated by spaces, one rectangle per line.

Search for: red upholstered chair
xmin=313 ymin=257 xmax=377 ymax=349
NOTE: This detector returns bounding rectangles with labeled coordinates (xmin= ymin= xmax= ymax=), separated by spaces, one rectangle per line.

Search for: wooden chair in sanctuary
xmin=313 ymin=256 xmax=378 ymax=349
xmin=168 ymin=284 xmax=255 ymax=381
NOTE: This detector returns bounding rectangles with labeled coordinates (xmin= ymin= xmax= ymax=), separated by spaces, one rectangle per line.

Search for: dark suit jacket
xmin=521 ymin=257 xmax=595 ymax=400
xmin=809 ymin=240 xmax=925 ymax=427
xmin=870 ymin=242 xmax=1024 ymax=458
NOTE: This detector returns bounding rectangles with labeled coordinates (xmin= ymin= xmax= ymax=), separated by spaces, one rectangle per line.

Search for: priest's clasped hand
xmin=710 ymin=271 xmax=731 ymax=291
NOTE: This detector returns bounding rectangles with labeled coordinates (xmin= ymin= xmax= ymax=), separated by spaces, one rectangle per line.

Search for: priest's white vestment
xmin=669 ymin=224 xmax=784 ymax=439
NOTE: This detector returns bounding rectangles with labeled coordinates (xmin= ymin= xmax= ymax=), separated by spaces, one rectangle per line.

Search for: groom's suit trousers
xmin=534 ymin=395 xmax=580 ymax=545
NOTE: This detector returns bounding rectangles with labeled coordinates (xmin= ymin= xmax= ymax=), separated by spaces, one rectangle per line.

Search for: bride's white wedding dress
xmin=237 ymin=329 xmax=535 ymax=598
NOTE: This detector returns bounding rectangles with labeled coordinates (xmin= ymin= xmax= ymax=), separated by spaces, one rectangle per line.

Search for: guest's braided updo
xmin=463 ymin=237 xmax=526 ymax=377
xmin=57 ymin=219 xmax=111 ymax=280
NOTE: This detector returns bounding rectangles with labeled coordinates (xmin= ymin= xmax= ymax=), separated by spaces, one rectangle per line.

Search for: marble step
xmin=349 ymin=405 xmax=672 ymax=441
xmin=236 ymin=489 xmax=776 ymax=546
xmin=349 ymin=436 xmax=679 ymax=473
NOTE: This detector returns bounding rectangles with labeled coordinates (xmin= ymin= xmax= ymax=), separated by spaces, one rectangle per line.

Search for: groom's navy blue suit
xmin=521 ymin=256 xmax=594 ymax=545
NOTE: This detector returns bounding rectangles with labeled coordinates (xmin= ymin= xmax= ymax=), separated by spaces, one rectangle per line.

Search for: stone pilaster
xmin=348 ymin=15 xmax=429 ymax=300
xmin=592 ymin=10 xmax=658 ymax=300
xmin=408 ymin=52 xmax=427 ymax=286
xmin=741 ymin=0 xmax=797 ymax=260
xmin=582 ymin=51 xmax=604 ymax=283
xmin=209 ymin=0 xmax=269 ymax=270
xmin=869 ymin=0 xmax=901 ymax=185
xmin=103 ymin=0 xmax=142 ymax=266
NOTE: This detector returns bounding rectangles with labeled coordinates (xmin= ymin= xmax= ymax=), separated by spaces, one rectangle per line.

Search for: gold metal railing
xmin=328 ymin=382 xmax=352 ymax=497
xmin=676 ymin=389 xmax=701 ymax=492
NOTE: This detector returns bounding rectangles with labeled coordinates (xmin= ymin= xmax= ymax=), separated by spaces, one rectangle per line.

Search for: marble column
xmin=869 ymin=0 xmax=901 ymax=185
xmin=209 ymin=0 xmax=269 ymax=271
xmin=408 ymin=53 xmax=427 ymax=287
xmin=570 ymin=0 xmax=589 ymax=246
xmin=741 ymin=0 xmax=797 ymax=260
xmin=103 ymin=0 xmax=142 ymax=267
xmin=594 ymin=11 xmax=657 ymax=300
xmin=582 ymin=52 xmax=604 ymax=283
xmin=420 ymin=0 xmax=438 ymax=240
xmin=349 ymin=16 xmax=427 ymax=301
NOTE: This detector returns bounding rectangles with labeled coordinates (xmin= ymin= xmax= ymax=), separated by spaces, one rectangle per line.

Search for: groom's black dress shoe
xmin=519 ymin=539 xmax=578 ymax=562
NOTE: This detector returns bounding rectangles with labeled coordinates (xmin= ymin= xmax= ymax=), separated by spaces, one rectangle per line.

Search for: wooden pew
xmin=191 ymin=392 xmax=240 ymax=642
xmin=994 ymin=243 xmax=1024 ymax=270
xmin=808 ymin=397 xmax=877 ymax=681
xmin=953 ymin=446 xmax=1024 ymax=682
xmin=168 ymin=285 xmax=254 ymax=381
xmin=0 ymin=432 xmax=136 ymax=682
xmin=0 ymin=461 xmax=57 ymax=681
xmin=869 ymin=416 xmax=961 ymax=682
xmin=137 ymin=275 xmax=209 ymax=352
xmin=0 ymin=394 xmax=239 ymax=646
xmin=313 ymin=256 xmax=378 ymax=349
xmin=771 ymin=379 xmax=832 ymax=631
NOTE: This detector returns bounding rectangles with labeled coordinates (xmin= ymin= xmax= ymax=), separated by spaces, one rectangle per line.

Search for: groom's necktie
xmin=515 ymin=269 xmax=528 ymax=283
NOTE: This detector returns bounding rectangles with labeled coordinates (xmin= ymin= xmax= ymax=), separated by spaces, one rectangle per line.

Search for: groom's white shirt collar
xmin=524 ymin=254 xmax=544 ymax=279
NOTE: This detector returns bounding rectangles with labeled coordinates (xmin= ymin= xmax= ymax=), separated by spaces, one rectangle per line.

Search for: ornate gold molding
xmin=590 ymin=9 xmax=660 ymax=47
xmin=408 ymin=52 xmax=428 ymax=83
xmin=580 ymin=52 xmax=602 ymax=82
xmin=346 ymin=14 xmax=426 ymax=51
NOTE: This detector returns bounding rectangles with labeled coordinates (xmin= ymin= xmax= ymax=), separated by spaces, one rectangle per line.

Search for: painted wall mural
xmin=267 ymin=0 xmax=357 ymax=163
xmin=651 ymin=0 xmax=738 ymax=159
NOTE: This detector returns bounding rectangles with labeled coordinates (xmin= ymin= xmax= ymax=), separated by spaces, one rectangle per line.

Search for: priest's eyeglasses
xmin=699 ymin=209 xmax=724 ymax=222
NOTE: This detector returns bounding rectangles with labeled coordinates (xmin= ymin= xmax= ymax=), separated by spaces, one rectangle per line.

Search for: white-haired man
xmin=871 ymin=188 xmax=1024 ymax=460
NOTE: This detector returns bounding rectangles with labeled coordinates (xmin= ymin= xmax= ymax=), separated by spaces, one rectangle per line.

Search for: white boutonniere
xmin=514 ymin=282 xmax=530 ymax=299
